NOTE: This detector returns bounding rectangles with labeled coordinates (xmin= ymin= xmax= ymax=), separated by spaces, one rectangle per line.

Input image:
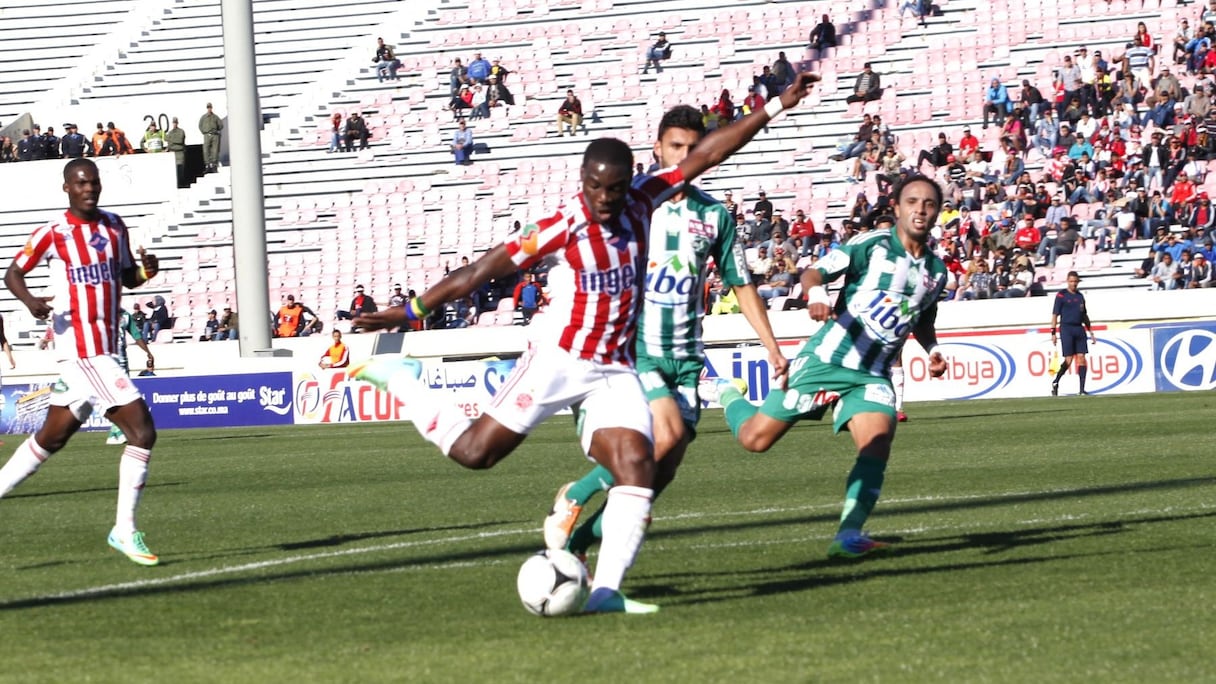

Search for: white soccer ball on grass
xmin=516 ymin=549 xmax=590 ymax=617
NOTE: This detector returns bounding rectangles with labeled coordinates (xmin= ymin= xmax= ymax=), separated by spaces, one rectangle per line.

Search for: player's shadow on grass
xmin=646 ymin=476 xmax=1216 ymax=544
xmin=172 ymin=520 xmax=527 ymax=564
xmin=175 ymin=433 xmax=279 ymax=442
xmin=903 ymin=407 xmax=1064 ymax=421
xmin=0 ymin=538 xmax=546 ymax=611
xmin=276 ymin=522 xmax=521 ymax=551
xmin=639 ymin=509 xmax=1216 ymax=607
xmin=8 ymin=481 xmax=185 ymax=500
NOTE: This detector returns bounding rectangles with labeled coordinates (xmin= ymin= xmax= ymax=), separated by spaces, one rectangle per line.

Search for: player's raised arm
xmin=676 ymin=72 xmax=820 ymax=183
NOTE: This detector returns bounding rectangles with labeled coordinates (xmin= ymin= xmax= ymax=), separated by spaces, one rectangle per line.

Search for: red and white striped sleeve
xmin=503 ymin=205 xmax=574 ymax=270
xmin=12 ymin=222 xmax=56 ymax=274
xmin=110 ymin=212 xmax=136 ymax=271
xmin=631 ymin=166 xmax=686 ymax=212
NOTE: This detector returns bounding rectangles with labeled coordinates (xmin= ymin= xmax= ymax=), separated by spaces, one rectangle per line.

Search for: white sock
xmin=115 ymin=445 xmax=151 ymax=535
xmin=388 ymin=367 xmax=472 ymax=457
xmin=891 ymin=365 xmax=905 ymax=412
xmin=591 ymin=485 xmax=653 ymax=593
xmin=417 ymin=401 xmax=473 ymax=457
xmin=0 ymin=438 xmax=51 ymax=497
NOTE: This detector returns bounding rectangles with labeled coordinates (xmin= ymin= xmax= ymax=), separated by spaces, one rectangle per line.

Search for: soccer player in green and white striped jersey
xmin=543 ymin=105 xmax=788 ymax=554
xmin=713 ymin=175 xmax=950 ymax=559
xmin=107 ymin=308 xmax=154 ymax=445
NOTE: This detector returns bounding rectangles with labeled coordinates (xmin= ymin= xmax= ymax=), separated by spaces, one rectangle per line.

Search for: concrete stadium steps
xmin=0 ymin=0 xmax=1197 ymax=343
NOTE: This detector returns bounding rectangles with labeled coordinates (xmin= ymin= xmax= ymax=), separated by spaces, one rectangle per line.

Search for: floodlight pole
xmin=221 ymin=0 xmax=273 ymax=356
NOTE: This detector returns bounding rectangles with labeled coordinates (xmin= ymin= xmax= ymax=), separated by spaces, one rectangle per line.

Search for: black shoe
xmin=1051 ymin=383 xmax=1059 ymax=396
xmin=1078 ymin=390 xmax=1089 ymax=396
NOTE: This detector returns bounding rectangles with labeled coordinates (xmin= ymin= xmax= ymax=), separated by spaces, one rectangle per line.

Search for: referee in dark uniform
xmin=1050 ymin=270 xmax=1095 ymax=396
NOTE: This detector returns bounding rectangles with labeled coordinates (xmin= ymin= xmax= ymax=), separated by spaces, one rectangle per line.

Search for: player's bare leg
xmin=104 ymin=400 xmax=160 ymax=566
xmin=827 ymin=412 xmax=895 ymax=560
xmin=0 ymin=406 xmax=82 ymax=497
xmin=728 ymin=410 xmax=796 ymax=454
xmin=717 ymin=382 xmax=895 ymax=560
xmin=349 ymin=355 xmax=527 ymax=464
xmin=558 ymin=396 xmax=686 ymax=554
xmin=582 ymin=427 xmax=659 ymax=614
xmin=445 ymin=417 xmax=528 ymax=469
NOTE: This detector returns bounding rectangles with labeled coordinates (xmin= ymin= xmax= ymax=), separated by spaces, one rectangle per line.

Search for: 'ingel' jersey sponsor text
xmin=579 ymin=262 xmax=637 ymax=295
xmin=12 ymin=209 xmax=135 ymax=361
xmin=503 ymin=168 xmax=684 ymax=366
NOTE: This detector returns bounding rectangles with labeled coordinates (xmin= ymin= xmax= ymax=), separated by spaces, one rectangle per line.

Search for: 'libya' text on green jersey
xmin=637 ymin=186 xmax=748 ymax=360
xmin=807 ymin=229 xmax=948 ymax=377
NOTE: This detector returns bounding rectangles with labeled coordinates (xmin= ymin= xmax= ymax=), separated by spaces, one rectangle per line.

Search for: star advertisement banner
xmin=0 ymin=373 xmax=295 ymax=435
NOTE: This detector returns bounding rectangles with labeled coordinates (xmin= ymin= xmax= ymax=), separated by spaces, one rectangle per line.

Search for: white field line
xmin=14 ymin=528 xmax=526 ymax=604
xmin=10 ymin=496 xmax=1214 ymax=605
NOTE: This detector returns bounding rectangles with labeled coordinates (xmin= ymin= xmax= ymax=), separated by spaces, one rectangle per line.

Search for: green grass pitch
xmin=0 ymin=392 xmax=1212 ymax=683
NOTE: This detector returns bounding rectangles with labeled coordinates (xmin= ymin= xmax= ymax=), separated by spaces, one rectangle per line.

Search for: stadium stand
xmin=0 ymin=0 xmax=1210 ymax=343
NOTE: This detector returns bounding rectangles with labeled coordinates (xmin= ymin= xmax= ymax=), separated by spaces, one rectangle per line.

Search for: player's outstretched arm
xmin=912 ymin=309 xmax=946 ymax=378
xmin=4 ymin=264 xmax=53 ymax=320
xmin=353 ymin=244 xmax=518 ymax=332
xmin=676 ymin=72 xmax=820 ymax=184
xmin=732 ymin=283 xmax=788 ymax=389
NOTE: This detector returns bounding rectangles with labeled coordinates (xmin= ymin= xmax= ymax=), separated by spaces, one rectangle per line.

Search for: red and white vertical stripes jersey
xmin=12 ymin=209 xmax=135 ymax=361
xmin=504 ymin=167 xmax=684 ymax=366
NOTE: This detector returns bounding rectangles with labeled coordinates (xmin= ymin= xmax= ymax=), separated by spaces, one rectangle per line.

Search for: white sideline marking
xmin=11 ymin=495 xmax=1213 ymax=605
xmin=22 ymin=528 xmax=525 ymax=604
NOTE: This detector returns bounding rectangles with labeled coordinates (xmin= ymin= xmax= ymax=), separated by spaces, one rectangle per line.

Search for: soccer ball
xmin=516 ymin=549 xmax=590 ymax=617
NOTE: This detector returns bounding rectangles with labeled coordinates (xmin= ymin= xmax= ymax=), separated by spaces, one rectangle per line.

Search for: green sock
xmin=565 ymin=465 xmax=614 ymax=506
xmin=107 ymin=425 xmax=122 ymax=439
xmin=838 ymin=456 xmax=887 ymax=535
xmin=568 ymin=504 xmax=605 ymax=554
xmin=724 ymin=393 xmax=759 ymax=439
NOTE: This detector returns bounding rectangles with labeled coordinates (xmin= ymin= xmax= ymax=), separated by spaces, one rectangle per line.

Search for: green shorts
xmin=636 ymin=352 xmax=702 ymax=437
xmin=759 ymin=353 xmax=895 ymax=433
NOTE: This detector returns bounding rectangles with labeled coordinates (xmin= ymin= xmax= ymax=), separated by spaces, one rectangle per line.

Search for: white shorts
xmin=1132 ymin=68 xmax=1152 ymax=91
xmin=51 ymin=355 xmax=144 ymax=422
xmin=483 ymin=343 xmax=653 ymax=456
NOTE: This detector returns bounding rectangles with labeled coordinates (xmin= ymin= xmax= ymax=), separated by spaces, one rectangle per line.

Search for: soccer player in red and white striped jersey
xmin=498 ymin=165 xmax=684 ymax=367
xmin=352 ymin=73 xmax=821 ymax=613
xmin=0 ymin=158 xmax=164 ymax=566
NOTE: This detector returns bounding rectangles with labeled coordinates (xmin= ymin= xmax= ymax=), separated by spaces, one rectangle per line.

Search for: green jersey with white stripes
xmin=637 ymin=186 xmax=749 ymax=360
xmin=116 ymin=308 xmax=143 ymax=373
xmin=805 ymin=229 xmax=948 ymax=377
